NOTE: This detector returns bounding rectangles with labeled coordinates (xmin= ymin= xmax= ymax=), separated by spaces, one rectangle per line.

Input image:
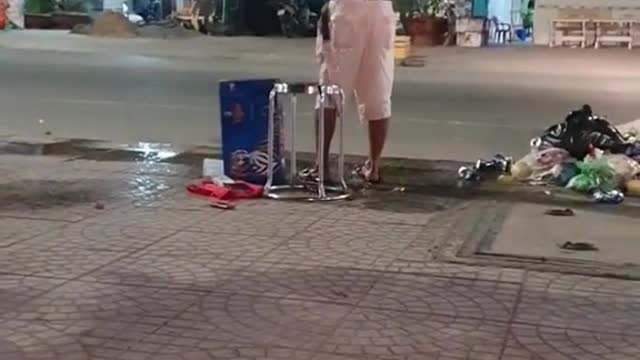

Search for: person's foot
xmin=297 ymin=167 xmax=318 ymax=183
xmin=354 ymin=161 xmax=382 ymax=184
xmin=297 ymin=166 xmax=332 ymax=183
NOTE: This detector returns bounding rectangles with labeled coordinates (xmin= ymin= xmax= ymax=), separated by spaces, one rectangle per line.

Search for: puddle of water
xmin=0 ymin=180 xmax=97 ymax=210
xmin=347 ymin=189 xmax=452 ymax=215
xmin=0 ymin=174 xmax=177 ymax=210
xmin=0 ymin=142 xmax=44 ymax=155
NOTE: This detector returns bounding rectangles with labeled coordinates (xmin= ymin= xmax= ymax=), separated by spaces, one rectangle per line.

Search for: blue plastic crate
xmin=219 ymin=79 xmax=284 ymax=185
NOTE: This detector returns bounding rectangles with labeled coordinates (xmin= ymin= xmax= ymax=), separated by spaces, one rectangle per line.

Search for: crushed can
xmin=593 ymin=189 xmax=624 ymax=204
xmin=458 ymin=154 xmax=512 ymax=182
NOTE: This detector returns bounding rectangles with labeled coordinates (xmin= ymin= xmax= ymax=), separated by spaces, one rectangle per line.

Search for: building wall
xmin=489 ymin=0 xmax=511 ymax=24
xmin=103 ymin=0 xmax=123 ymax=10
xmin=533 ymin=0 xmax=640 ymax=45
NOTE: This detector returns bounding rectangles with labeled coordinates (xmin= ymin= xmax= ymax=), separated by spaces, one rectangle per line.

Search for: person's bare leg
xmin=365 ymin=118 xmax=389 ymax=181
xmin=314 ymin=107 xmax=337 ymax=178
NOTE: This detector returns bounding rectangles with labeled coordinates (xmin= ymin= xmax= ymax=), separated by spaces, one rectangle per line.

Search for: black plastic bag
xmin=539 ymin=105 xmax=629 ymax=160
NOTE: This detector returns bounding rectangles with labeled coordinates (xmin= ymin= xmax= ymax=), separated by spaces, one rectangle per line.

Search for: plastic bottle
xmin=498 ymin=174 xmax=515 ymax=184
xmin=510 ymin=160 xmax=533 ymax=180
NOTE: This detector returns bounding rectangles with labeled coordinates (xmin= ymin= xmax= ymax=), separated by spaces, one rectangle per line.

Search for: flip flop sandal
xmin=544 ymin=208 xmax=575 ymax=217
xmin=209 ymin=200 xmax=235 ymax=210
xmin=401 ymin=56 xmax=426 ymax=68
xmin=353 ymin=163 xmax=382 ymax=184
xmin=558 ymin=242 xmax=598 ymax=251
xmin=297 ymin=168 xmax=337 ymax=186
xmin=297 ymin=168 xmax=319 ymax=183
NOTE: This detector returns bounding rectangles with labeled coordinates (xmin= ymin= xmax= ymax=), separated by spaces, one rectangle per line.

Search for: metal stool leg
xmin=264 ymin=82 xmax=350 ymax=201
xmin=265 ymin=87 xmax=277 ymax=196
xmin=317 ymin=90 xmax=327 ymax=199
xmin=315 ymin=84 xmax=349 ymax=201
xmin=337 ymin=88 xmax=348 ymax=192
xmin=290 ymin=94 xmax=298 ymax=187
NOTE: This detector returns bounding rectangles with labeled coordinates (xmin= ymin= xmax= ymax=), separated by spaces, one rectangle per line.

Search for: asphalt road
xmin=2 ymin=47 xmax=640 ymax=161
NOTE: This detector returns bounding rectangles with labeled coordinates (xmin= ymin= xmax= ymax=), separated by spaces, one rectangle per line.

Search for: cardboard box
xmin=457 ymin=31 xmax=487 ymax=47
xmin=457 ymin=18 xmax=485 ymax=32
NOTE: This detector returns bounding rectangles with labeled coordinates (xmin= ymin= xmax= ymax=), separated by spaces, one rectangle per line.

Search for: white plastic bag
xmin=616 ymin=119 xmax=640 ymax=139
xmin=7 ymin=0 xmax=23 ymax=28
xmin=599 ymin=154 xmax=640 ymax=182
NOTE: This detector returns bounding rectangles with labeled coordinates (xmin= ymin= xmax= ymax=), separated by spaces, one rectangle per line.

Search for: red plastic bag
xmin=186 ymin=180 xmax=263 ymax=201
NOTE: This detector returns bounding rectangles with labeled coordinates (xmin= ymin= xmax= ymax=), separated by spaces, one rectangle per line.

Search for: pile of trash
xmin=460 ymin=105 xmax=640 ymax=204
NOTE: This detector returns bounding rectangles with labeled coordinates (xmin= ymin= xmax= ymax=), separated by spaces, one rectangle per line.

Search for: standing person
xmin=301 ymin=0 xmax=396 ymax=184
xmin=443 ymin=0 xmax=456 ymax=46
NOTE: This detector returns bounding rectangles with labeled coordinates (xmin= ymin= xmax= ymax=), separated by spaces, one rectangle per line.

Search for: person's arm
xmin=320 ymin=2 xmax=330 ymax=41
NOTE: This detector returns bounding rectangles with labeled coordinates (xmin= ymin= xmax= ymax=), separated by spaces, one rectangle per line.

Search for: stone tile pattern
xmin=0 ymin=155 xmax=639 ymax=359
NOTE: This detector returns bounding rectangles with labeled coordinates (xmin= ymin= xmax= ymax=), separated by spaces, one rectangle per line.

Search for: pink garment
xmin=316 ymin=0 xmax=395 ymax=122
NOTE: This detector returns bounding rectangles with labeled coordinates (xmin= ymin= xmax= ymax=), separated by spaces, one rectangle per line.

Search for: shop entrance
xmin=485 ymin=0 xmax=533 ymax=44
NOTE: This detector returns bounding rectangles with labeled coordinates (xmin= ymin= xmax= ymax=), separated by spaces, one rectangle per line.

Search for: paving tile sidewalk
xmin=1 ymin=154 xmax=639 ymax=360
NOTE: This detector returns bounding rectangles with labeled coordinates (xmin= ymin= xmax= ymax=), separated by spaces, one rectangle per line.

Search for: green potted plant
xmin=394 ymin=0 xmax=412 ymax=34
xmin=24 ymin=0 xmax=56 ymax=28
xmin=400 ymin=0 xmax=446 ymax=46
xmin=522 ymin=0 xmax=533 ymax=30
xmin=52 ymin=0 xmax=91 ymax=29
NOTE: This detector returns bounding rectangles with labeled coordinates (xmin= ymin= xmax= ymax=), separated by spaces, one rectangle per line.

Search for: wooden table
xmin=549 ymin=19 xmax=589 ymax=48
xmin=594 ymin=19 xmax=635 ymax=50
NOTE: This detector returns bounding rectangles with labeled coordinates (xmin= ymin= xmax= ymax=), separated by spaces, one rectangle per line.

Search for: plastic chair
xmin=490 ymin=16 xmax=512 ymax=44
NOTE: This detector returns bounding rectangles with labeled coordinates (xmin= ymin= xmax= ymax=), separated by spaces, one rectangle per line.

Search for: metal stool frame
xmin=264 ymin=82 xmax=350 ymax=201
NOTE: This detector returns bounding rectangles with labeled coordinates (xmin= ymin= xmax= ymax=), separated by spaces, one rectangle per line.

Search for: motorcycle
xmin=122 ymin=2 xmax=145 ymax=25
xmin=270 ymin=0 xmax=319 ymax=38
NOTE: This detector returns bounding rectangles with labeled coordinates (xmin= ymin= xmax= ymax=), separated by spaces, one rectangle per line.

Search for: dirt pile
xmin=138 ymin=23 xmax=201 ymax=39
xmin=71 ymin=12 xmax=202 ymax=39
xmin=70 ymin=23 xmax=92 ymax=35
xmin=90 ymin=11 xmax=139 ymax=37
xmin=71 ymin=11 xmax=138 ymax=38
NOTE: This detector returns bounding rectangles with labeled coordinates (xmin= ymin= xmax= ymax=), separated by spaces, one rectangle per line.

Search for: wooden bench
xmin=550 ymin=18 xmax=638 ymax=49
xmin=549 ymin=19 xmax=589 ymax=48
xmin=594 ymin=19 xmax=634 ymax=50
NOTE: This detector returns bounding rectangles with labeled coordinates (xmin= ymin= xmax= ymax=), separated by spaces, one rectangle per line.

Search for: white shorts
xmin=316 ymin=0 xmax=396 ymax=122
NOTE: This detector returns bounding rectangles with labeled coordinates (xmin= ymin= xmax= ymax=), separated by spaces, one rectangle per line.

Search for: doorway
xmin=487 ymin=0 xmax=533 ymax=44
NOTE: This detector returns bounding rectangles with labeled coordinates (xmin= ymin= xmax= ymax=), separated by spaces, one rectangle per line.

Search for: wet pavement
xmin=1 ymin=153 xmax=640 ymax=359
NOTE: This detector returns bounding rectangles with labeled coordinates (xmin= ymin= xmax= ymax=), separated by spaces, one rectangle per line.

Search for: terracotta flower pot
xmin=407 ymin=17 xmax=428 ymax=46
xmin=407 ymin=16 xmax=447 ymax=47
xmin=24 ymin=13 xmax=55 ymax=29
